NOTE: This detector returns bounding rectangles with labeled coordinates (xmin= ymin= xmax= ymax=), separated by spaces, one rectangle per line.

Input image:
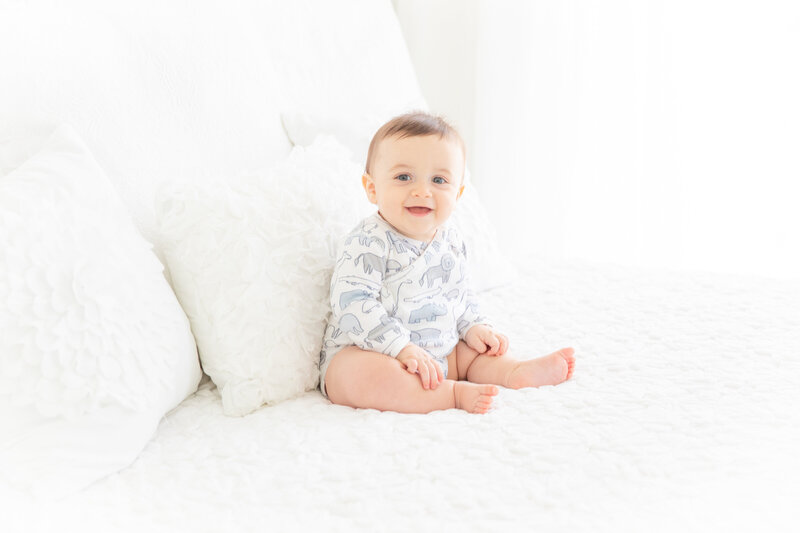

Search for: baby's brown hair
xmin=365 ymin=111 xmax=465 ymax=176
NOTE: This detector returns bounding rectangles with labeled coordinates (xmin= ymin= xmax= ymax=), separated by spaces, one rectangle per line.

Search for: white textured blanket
xmin=15 ymin=257 xmax=800 ymax=532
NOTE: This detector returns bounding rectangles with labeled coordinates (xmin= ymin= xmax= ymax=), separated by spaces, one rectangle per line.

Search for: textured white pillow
xmin=0 ymin=125 xmax=201 ymax=495
xmin=280 ymin=98 xmax=427 ymax=168
xmin=448 ymin=172 xmax=517 ymax=292
xmin=281 ymin=111 xmax=384 ymax=169
xmin=157 ymin=136 xmax=373 ymax=416
xmin=280 ymin=111 xmax=517 ymax=292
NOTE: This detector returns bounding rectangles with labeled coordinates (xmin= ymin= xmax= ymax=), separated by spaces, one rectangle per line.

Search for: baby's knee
xmin=456 ymin=340 xmax=481 ymax=360
xmin=454 ymin=340 xmax=481 ymax=381
xmin=324 ymin=347 xmax=362 ymax=405
xmin=326 ymin=348 xmax=410 ymax=406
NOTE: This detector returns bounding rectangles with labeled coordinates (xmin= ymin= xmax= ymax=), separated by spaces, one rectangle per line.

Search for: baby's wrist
xmin=463 ymin=323 xmax=493 ymax=342
xmin=387 ymin=334 xmax=413 ymax=358
xmin=469 ymin=323 xmax=492 ymax=333
xmin=465 ymin=324 xmax=483 ymax=337
xmin=396 ymin=342 xmax=415 ymax=359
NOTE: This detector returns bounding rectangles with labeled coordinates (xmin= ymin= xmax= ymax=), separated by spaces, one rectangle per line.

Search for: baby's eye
xmin=433 ymin=176 xmax=447 ymax=185
xmin=396 ymin=174 xmax=411 ymax=182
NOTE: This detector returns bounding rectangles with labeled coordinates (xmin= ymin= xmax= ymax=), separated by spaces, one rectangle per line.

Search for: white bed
xmin=2 ymin=1 xmax=799 ymax=532
xmin=10 ymin=256 xmax=800 ymax=532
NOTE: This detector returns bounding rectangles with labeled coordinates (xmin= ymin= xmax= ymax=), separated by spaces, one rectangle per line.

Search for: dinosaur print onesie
xmin=319 ymin=212 xmax=490 ymax=397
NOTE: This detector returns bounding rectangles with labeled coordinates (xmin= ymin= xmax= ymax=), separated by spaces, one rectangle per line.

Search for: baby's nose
xmin=412 ymin=183 xmax=432 ymax=197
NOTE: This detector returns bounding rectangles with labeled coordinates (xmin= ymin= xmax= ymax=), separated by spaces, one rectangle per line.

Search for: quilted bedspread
xmin=14 ymin=256 xmax=800 ymax=532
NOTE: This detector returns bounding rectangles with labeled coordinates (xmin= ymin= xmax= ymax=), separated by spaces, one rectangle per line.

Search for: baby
xmin=320 ymin=112 xmax=575 ymax=414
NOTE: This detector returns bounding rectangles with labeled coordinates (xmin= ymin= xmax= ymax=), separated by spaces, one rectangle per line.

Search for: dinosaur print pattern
xmin=420 ymin=253 xmax=456 ymax=287
xmin=319 ymin=212 xmax=491 ymax=398
xmin=408 ymin=303 xmax=448 ymax=324
xmin=404 ymin=286 xmax=443 ymax=304
xmin=386 ymin=259 xmax=402 ymax=274
xmin=355 ymin=253 xmax=385 ymax=275
xmin=410 ymin=328 xmax=445 ymax=348
xmin=336 ymin=313 xmax=363 ymax=337
xmin=346 ymin=233 xmax=385 ymax=250
xmin=339 ymin=289 xmax=372 ymax=310
xmin=444 ymin=288 xmax=460 ymax=301
xmin=368 ymin=315 xmax=404 ymax=343
xmin=387 ymin=230 xmax=422 ymax=255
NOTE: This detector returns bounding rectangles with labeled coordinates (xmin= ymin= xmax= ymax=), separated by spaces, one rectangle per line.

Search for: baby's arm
xmin=464 ymin=324 xmax=509 ymax=357
xmin=458 ymin=293 xmax=509 ymax=356
xmin=330 ymin=232 xmax=445 ymax=388
xmin=330 ymin=244 xmax=411 ymax=357
xmin=330 ymin=242 xmax=442 ymax=388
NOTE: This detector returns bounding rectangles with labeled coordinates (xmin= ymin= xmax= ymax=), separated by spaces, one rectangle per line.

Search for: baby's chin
xmin=378 ymin=210 xmax=440 ymax=241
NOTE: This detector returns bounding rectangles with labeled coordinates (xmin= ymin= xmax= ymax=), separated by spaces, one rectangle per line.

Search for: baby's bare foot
xmin=453 ymin=382 xmax=499 ymax=414
xmin=507 ymin=347 xmax=576 ymax=390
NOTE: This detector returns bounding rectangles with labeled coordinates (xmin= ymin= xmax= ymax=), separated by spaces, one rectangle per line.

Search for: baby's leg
xmin=452 ymin=341 xmax=575 ymax=389
xmin=325 ymin=346 xmax=498 ymax=414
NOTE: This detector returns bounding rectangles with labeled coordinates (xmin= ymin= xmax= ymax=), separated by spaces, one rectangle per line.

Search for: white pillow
xmin=281 ymin=111 xmax=384 ymax=170
xmin=0 ymin=125 xmax=201 ymax=496
xmin=280 ymin=111 xmax=517 ymax=291
xmin=156 ymin=136 xmax=373 ymax=416
xmin=281 ymin=98 xmax=428 ymax=168
xmin=448 ymin=171 xmax=517 ymax=292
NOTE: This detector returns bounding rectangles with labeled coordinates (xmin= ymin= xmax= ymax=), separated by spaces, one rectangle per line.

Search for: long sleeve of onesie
xmin=327 ymin=228 xmax=412 ymax=358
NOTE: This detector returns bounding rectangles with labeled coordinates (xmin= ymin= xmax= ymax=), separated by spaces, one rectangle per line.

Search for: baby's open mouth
xmin=406 ymin=206 xmax=432 ymax=216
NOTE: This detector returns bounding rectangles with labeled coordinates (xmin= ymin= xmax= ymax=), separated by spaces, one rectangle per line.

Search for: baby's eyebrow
xmin=387 ymin=164 xmax=452 ymax=176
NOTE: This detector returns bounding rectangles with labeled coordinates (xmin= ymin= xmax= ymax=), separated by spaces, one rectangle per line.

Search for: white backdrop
xmin=394 ymin=0 xmax=800 ymax=280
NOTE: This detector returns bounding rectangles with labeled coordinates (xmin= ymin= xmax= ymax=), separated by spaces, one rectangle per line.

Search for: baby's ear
xmin=362 ymin=173 xmax=377 ymax=204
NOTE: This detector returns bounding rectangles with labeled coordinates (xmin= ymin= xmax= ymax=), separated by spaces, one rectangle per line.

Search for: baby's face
xmin=363 ymin=134 xmax=464 ymax=243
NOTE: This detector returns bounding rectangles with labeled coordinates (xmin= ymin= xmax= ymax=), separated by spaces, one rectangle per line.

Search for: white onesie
xmin=319 ymin=212 xmax=490 ymax=398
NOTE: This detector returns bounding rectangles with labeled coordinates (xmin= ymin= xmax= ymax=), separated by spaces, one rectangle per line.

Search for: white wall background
xmin=393 ymin=0 xmax=800 ymax=280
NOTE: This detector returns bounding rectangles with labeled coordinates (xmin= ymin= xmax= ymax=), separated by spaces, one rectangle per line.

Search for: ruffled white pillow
xmin=280 ymin=98 xmax=427 ymax=168
xmin=280 ymin=110 xmax=517 ymax=292
xmin=157 ymin=136 xmax=374 ymax=416
xmin=0 ymin=125 xmax=201 ymax=496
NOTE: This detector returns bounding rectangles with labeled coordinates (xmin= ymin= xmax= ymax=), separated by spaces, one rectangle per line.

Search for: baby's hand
xmin=397 ymin=343 xmax=444 ymax=390
xmin=465 ymin=325 xmax=509 ymax=356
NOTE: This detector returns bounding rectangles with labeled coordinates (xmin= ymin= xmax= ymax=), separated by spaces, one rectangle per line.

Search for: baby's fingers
xmin=484 ymin=333 xmax=501 ymax=355
xmin=405 ymin=359 xmax=419 ymax=374
xmin=435 ymin=359 xmax=444 ymax=385
xmin=418 ymin=359 xmax=431 ymax=389
xmin=467 ymin=337 xmax=488 ymax=354
xmin=427 ymin=359 xmax=442 ymax=389
xmin=497 ymin=334 xmax=509 ymax=356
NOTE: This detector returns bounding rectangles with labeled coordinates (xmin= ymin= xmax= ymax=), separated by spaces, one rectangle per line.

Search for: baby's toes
xmin=454 ymin=383 xmax=499 ymax=414
xmin=481 ymin=385 xmax=500 ymax=396
xmin=475 ymin=387 xmax=498 ymax=412
xmin=475 ymin=400 xmax=492 ymax=414
xmin=476 ymin=396 xmax=493 ymax=407
xmin=559 ymin=347 xmax=576 ymax=363
xmin=560 ymin=348 xmax=576 ymax=379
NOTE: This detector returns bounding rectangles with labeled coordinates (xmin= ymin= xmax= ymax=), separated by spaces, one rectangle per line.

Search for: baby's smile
xmin=406 ymin=206 xmax=433 ymax=217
